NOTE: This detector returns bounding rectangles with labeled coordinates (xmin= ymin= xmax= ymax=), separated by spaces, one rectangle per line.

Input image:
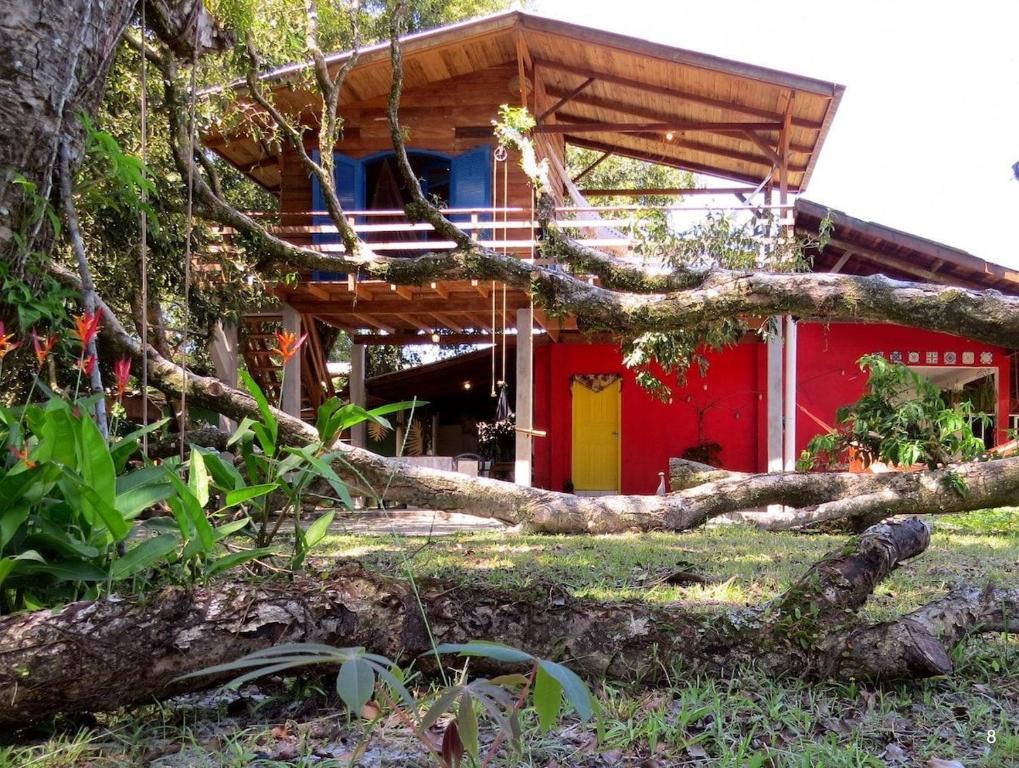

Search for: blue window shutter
xmin=450 ymin=146 xmax=492 ymax=239
xmin=310 ymin=151 xmax=363 ymax=280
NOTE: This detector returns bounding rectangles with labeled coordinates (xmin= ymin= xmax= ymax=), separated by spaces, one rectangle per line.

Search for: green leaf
xmin=167 ymin=473 xmax=215 ymax=551
xmin=458 ymin=690 xmax=479 ymax=759
xmin=213 ymin=517 xmax=253 ymax=539
xmin=196 ymin=448 xmax=245 ymax=491
xmin=69 ymin=471 xmax=131 ymax=540
xmin=109 ymin=534 xmax=179 ymax=579
xmin=16 ymin=559 xmax=109 ymax=582
xmin=533 ymin=664 xmax=562 ymax=732
xmin=78 ymin=413 xmax=116 ymax=511
xmin=115 ymin=481 xmax=174 ymax=520
xmin=0 ymin=551 xmax=45 ymax=589
xmin=0 ymin=504 xmax=31 ymax=549
xmin=419 ymin=685 xmax=463 ymax=732
xmin=304 ymin=510 xmax=335 ymax=548
xmin=434 ymin=641 xmax=534 ymax=664
xmin=188 ymin=446 xmax=210 ymax=507
xmin=336 ymin=657 xmax=375 ymax=715
xmin=537 ymin=660 xmax=593 ymax=721
xmin=239 ymin=370 xmax=277 ymax=455
xmin=205 ymin=547 xmax=273 ymax=577
xmin=110 ymin=418 xmax=169 ymax=470
xmin=224 ymin=483 xmax=279 ymax=507
xmin=292 ymin=448 xmax=353 ymax=509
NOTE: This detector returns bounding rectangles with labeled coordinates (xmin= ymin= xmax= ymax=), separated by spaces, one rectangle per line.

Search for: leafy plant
xmin=799 ymin=354 xmax=991 ymax=471
xmin=0 ymin=398 xmax=175 ymax=612
xmin=206 ymin=370 xmax=419 ymax=569
xmin=180 ymin=639 xmax=596 ymax=767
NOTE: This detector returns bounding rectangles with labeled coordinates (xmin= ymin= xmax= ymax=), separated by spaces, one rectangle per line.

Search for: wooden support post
xmin=350 ymin=343 xmax=367 ymax=449
xmin=281 ymin=304 xmax=302 ymax=419
xmin=208 ymin=320 xmax=238 ymax=432
xmin=767 ymin=320 xmax=784 ymax=474
xmin=783 ymin=315 xmax=798 ymax=472
xmin=515 ymin=307 xmax=534 ymax=487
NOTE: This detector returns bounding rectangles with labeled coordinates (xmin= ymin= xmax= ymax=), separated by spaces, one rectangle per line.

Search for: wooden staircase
xmin=240 ymin=313 xmax=337 ymax=422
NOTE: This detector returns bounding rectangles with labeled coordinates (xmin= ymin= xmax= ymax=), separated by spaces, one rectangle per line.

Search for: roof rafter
xmin=533 ymin=57 xmax=824 ymax=130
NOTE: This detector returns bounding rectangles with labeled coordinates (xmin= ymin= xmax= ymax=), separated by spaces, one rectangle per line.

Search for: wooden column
xmin=208 ymin=320 xmax=238 ymax=432
xmin=515 ymin=307 xmax=533 ymax=487
xmin=783 ymin=315 xmax=798 ymax=472
xmin=281 ymin=304 xmax=302 ymax=419
xmin=350 ymin=343 xmax=367 ymax=448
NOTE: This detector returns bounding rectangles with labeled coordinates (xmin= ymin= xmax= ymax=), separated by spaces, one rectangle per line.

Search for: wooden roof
xmin=206 ymin=10 xmax=843 ymax=192
xmin=795 ymin=199 xmax=1019 ymax=296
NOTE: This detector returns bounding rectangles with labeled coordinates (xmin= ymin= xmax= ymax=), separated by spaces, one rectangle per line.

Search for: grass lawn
xmin=2 ymin=512 xmax=1016 ymax=767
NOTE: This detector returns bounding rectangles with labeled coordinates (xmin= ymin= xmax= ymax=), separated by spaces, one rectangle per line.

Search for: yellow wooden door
xmin=571 ymin=379 xmax=621 ymax=492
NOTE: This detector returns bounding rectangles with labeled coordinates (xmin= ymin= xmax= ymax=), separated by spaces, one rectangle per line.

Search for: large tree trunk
xmin=46 ymin=265 xmax=1019 ymax=536
xmin=1 ymin=520 xmax=1014 ymax=727
xmin=0 ymin=0 xmax=227 ymax=275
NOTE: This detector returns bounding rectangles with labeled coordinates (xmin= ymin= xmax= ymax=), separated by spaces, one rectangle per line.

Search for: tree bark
xmin=1 ymin=520 xmax=1014 ymax=727
xmin=0 ymin=0 xmax=228 ymax=276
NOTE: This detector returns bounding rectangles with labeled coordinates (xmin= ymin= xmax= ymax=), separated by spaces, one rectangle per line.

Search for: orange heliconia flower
xmin=31 ymin=330 xmax=59 ymax=368
xmin=77 ymin=354 xmax=97 ymax=376
xmin=72 ymin=312 xmax=101 ymax=347
xmin=9 ymin=445 xmax=36 ymax=469
xmin=271 ymin=330 xmax=308 ymax=365
xmin=114 ymin=357 xmax=132 ymax=401
xmin=0 ymin=322 xmax=21 ymax=360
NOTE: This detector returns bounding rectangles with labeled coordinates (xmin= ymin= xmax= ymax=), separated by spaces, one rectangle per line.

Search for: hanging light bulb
xmin=665 ymin=131 xmax=675 ymax=141
xmin=431 ymin=331 xmax=441 ymax=343
xmin=464 ymin=380 xmax=472 ymax=390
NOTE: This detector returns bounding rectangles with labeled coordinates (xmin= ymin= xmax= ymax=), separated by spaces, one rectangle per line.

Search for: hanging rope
xmin=179 ymin=36 xmax=200 ymax=461
xmin=139 ymin=0 xmax=149 ymax=456
xmin=490 ymin=146 xmax=499 ymax=398
xmin=501 ymin=156 xmax=508 ymax=388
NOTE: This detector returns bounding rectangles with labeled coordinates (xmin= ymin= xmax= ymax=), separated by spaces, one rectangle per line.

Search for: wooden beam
xmin=350 ymin=332 xmax=503 ymax=346
xmin=565 ymin=136 xmax=776 ymax=186
xmin=532 ymin=58 xmax=824 ymax=129
xmin=539 ymin=77 xmax=596 ymax=123
xmin=389 ymin=283 xmax=414 ymax=300
xmin=829 ymin=251 xmax=853 ymax=274
xmin=429 ymin=281 xmax=449 ymax=299
xmin=455 ymin=119 xmax=783 ymax=140
xmin=533 ymin=308 xmax=561 ymax=342
xmin=778 ymin=91 xmax=795 ymax=206
xmin=537 ymin=120 xmax=783 ymax=135
xmin=825 ymin=238 xmax=959 ymax=286
xmin=515 ymin=31 xmax=531 ymax=107
xmin=571 ymin=151 xmax=611 ymax=184
xmin=352 ymin=313 xmax=395 ymax=333
xmin=740 ymin=130 xmax=781 ymax=165
xmin=551 ymin=114 xmax=810 ymax=172
xmin=432 ymin=313 xmax=464 ymax=332
xmin=394 ymin=313 xmax=434 ymax=332
xmin=581 ymin=186 xmax=756 ymax=197
xmin=543 ymin=87 xmax=816 ymax=155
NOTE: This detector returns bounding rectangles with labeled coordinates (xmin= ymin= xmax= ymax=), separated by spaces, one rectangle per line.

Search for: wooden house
xmin=204 ymin=11 xmax=1018 ymax=494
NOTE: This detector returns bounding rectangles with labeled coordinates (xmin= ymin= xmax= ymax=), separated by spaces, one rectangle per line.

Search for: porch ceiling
xmin=277 ymin=278 xmax=577 ymax=342
xmin=204 ymin=10 xmax=843 ymax=193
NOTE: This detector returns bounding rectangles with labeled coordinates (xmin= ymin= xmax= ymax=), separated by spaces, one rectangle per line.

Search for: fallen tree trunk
xmin=1 ymin=520 xmax=1015 ymax=726
xmin=49 ymin=266 xmax=1019 ymax=536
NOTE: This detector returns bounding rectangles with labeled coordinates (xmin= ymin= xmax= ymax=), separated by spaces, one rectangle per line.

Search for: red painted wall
xmin=531 ymin=323 xmax=1012 ymax=494
xmin=795 ymin=323 xmax=1012 ymax=453
xmin=533 ymin=341 xmax=764 ymax=495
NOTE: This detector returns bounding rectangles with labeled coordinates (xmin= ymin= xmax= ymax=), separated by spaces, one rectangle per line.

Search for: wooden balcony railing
xmin=207 ymin=203 xmax=795 ymax=267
